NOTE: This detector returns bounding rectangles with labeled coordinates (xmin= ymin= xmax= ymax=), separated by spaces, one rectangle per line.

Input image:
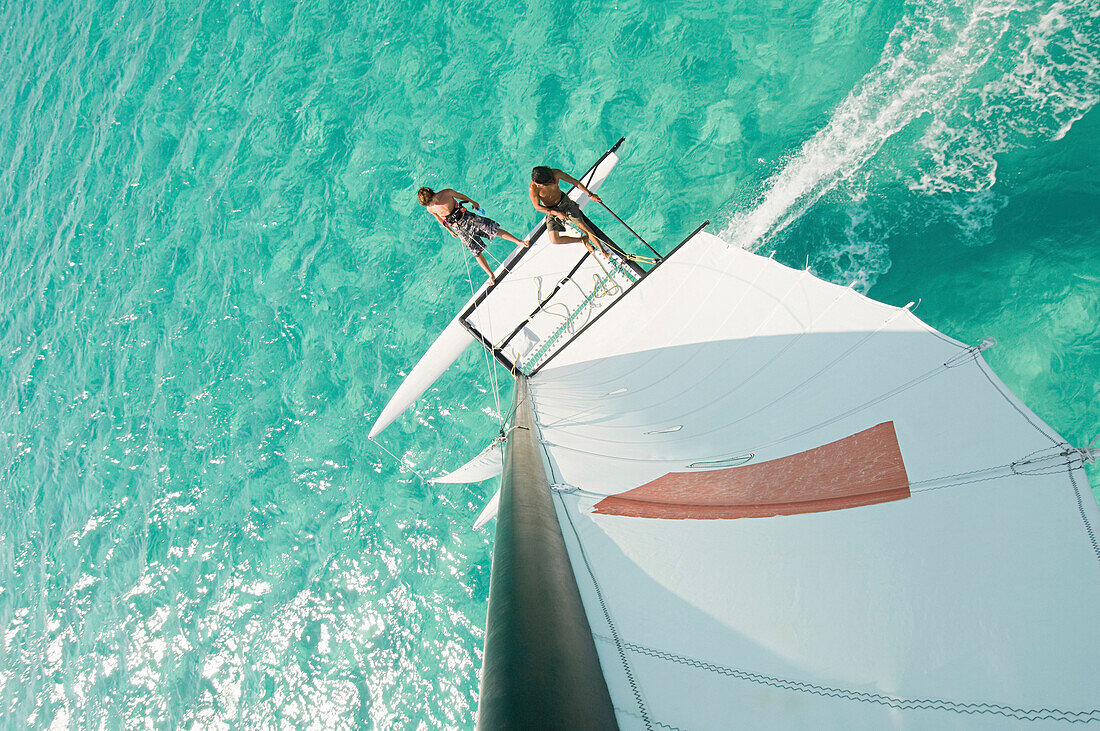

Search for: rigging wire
xmin=366 ymin=234 xmax=517 ymax=489
xmin=462 ymin=246 xmax=506 ymax=432
xmin=593 ymin=197 xmax=663 ymax=261
xmin=1084 ymin=432 xmax=1099 ymax=463
xmin=368 ymin=436 xmax=435 ymax=485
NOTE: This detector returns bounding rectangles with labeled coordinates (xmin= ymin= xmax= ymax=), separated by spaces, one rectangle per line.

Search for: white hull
xmin=369 ymin=146 xmax=624 ymax=438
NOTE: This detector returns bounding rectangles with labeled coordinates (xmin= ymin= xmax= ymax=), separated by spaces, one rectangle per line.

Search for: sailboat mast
xmin=476 ymin=375 xmax=618 ymax=729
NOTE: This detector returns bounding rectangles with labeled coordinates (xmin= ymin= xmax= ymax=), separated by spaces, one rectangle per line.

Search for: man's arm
xmin=552 ymin=169 xmax=602 ymax=203
xmin=430 ymin=210 xmax=457 ymax=237
xmin=443 ymin=188 xmax=479 ymax=210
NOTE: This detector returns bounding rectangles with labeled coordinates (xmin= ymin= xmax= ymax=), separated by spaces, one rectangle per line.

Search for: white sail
xmin=367 ymin=142 xmax=1099 ymax=725
xmin=472 ymin=489 xmax=500 ymax=531
xmin=520 ymin=231 xmax=1100 ymax=728
xmin=368 ymin=144 xmax=625 ymax=439
xmin=432 ymin=438 xmax=504 ymax=484
xmin=433 ymin=438 xmax=506 ymax=530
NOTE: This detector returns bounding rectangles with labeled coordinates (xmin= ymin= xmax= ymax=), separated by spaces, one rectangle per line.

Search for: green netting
xmin=519 ymin=258 xmax=637 ymax=374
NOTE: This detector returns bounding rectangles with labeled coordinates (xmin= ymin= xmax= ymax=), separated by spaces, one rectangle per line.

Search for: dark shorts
xmin=453 ymin=212 xmax=500 ymax=255
xmin=544 ymin=195 xmax=586 ymax=233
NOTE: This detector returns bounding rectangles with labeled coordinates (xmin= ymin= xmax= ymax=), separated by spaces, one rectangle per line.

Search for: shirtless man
xmin=417 ymin=187 xmax=527 ymax=284
xmin=528 ymin=166 xmax=610 ymax=257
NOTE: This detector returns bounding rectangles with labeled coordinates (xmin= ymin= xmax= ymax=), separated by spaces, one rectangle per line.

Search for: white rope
xmin=588 ymin=250 xmax=627 ymax=296
xmin=461 ymin=249 xmax=505 ymax=428
xmin=533 ymin=255 xmax=626 ymax=344
xmin=1084 ymin=433 xmax=1100 ymax=463
xmin=368 ymin=436 xmax=435 ymax=484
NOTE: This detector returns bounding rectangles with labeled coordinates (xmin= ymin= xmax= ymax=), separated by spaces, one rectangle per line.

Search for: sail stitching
xmin=534 ymin=336 xmax=1054 ymax=462
xmin=580 ymin=269 xmax=821 ymax=429
xmin=974 ymin=357 xmax=1059 ymax=445
xmin=567 ymin=469 xmax=1024 ymax=504
xmin=675 ymin=270 xmax=852 ymax=414
xmin=528 ymin=318 xmax=968 ymax=444
xmin=551 ymin=271 xmax=853 ymax=431
xmin=555 ymin=491 xmax=652 ymax=730
xmin=909 ymin=445 xmax=1090 ymax=493
xmin=923 ymin=320 xmax=970 ymax=348
xmin=556 ymin=448 xmax=1087 ymax=515
xmin=600 ymin=638 xmax=1100 ymax=722
xmin=1068 ymin=464 xmax=1100 ymax=567
xmin=613 ymin=705 xmax=684 ymax=731
xmin=911 ymin=468 xmax=1048 ymax=494
xmin=534 ymin=348 xmax=949 ymax=453
xmin=618 ymin=303 xmax=911 ymax=445
xmin=605 ymin=269 xmax=817 ymax=413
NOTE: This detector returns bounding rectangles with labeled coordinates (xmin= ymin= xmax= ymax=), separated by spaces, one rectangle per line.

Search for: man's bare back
xmin=424 ymin=189 xmax=462 ymax=218
xmin=416 ymin=186 xmax=526 ymax=285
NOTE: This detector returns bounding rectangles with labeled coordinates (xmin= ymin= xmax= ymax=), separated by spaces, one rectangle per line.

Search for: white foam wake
xmin=720 ymin=0 xmax=1100 ymax=252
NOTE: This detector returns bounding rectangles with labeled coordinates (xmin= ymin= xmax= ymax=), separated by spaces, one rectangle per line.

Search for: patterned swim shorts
xmin=544 ymin=194 xmax=586 ymax=233
xmin=453 ymin=211 xmax=500 ymax=255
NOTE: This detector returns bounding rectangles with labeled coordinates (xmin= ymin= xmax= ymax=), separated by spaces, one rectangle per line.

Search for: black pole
xmin=459 ymin=318 xmax=517 ymax=374
xmin=496 ymin=253 xmax=596 ymax=354
xmin=529 ymin=220 xmax=710 ymax=377
xmin=596 ymin=199 xmax=663 ymax=261
xmin=477 ymin=376 xmax=619 ymax=730
xmin=577 ymin=212 xmax=646 ymax=277
xmin=461 ymin=137 xmax=628 ymax=324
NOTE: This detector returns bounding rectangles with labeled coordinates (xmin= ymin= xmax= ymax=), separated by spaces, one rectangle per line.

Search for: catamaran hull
xmin=369 ymin=142 xmax=626 ymax=438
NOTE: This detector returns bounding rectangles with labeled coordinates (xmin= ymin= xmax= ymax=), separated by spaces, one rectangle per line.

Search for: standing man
xmin=418 ymin=186 xmax=528 ymax=285
xmin=528 ymin=166 xmax=610 ymax=257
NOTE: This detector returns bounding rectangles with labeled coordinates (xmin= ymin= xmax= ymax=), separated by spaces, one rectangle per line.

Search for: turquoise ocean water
xmin=1 ymin=0 xmax=1097 ymax=726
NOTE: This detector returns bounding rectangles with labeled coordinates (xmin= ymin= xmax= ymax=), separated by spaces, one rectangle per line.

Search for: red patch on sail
xmin=594 ymin=422 xmax=909 ymax=519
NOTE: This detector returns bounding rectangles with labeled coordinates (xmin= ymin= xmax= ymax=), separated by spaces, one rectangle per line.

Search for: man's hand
xmin=589 ymin=192 xmax=602 ymax=203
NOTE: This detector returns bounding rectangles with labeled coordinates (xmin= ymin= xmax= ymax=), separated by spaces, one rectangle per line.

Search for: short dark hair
xmin=531 ymin=166 xmax=554 ymax=185
xmin=417 ymin=187 xmax=435 ymax=206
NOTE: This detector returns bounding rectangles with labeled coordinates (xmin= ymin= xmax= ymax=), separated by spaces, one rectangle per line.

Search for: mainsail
xmin=374 ymin=148 xmax=1099 ymax=727
xmin=521 ymin=230 xmax=1100 ymax=728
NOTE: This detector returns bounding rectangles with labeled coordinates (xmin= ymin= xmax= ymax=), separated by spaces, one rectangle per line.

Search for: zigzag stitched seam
xmin=610 ymin=639 xmax=1100 ymax=722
